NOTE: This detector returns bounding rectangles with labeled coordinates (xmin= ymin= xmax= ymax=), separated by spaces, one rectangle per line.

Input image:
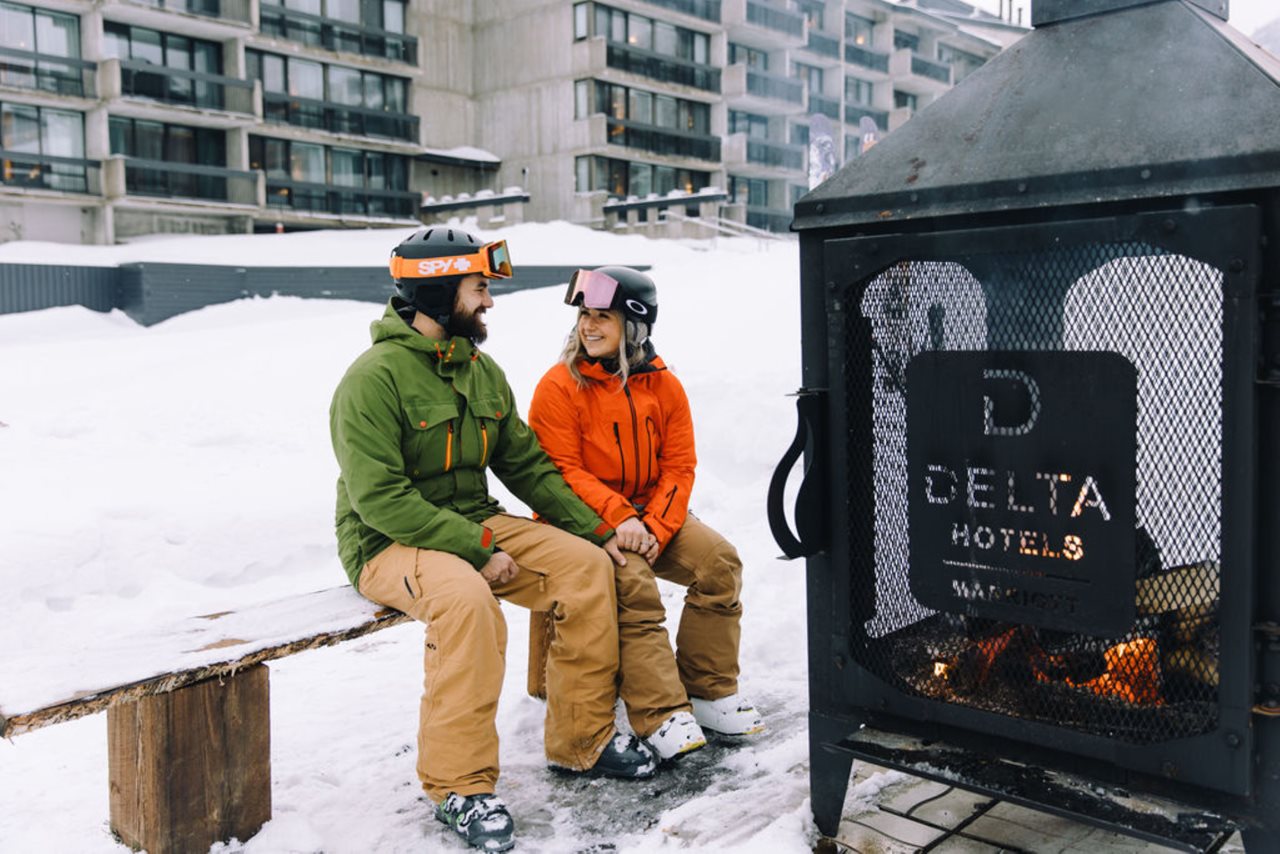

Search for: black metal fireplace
xmin=771 ymin=0 xmax=1280 ymax=850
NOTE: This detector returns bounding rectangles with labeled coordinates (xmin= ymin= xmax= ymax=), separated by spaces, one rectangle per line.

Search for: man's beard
xmin=446 ymin=305 xmax=487 ymax=343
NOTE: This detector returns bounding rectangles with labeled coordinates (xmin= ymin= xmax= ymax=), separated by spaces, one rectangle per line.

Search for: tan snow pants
xmin=356 ymin=513 xmax=619 ymax=801
xmin=612 ymin=514 xmax=744 ymax=738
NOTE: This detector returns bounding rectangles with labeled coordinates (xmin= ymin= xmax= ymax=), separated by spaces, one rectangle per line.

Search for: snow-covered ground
xmin=0 ymin=222 xmax=876 ymax=853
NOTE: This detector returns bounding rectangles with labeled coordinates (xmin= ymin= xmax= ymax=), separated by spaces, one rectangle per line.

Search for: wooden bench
xmin=0 ymin=586 xmax=409 ymax=854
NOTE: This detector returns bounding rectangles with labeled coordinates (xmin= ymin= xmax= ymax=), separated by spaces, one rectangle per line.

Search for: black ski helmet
xmin=389 ymin=227 xmax=482 ymax=324
xmin=568 ymin=265 xmax=659 ymax=327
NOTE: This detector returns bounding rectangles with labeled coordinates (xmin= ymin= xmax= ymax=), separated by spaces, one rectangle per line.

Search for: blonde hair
xmin=561 ymin=308 xmax=648 ymax=388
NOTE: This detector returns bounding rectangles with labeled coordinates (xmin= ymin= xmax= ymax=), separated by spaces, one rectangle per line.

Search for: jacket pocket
xmin=468 ymin=396 xmax=504 ymax=468
xmin=404 ymin=401 xmax=459 ymax=474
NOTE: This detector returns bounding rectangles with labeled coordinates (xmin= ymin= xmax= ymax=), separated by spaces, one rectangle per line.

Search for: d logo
xmin=982 ymin=369 xmax=1040 ymax=437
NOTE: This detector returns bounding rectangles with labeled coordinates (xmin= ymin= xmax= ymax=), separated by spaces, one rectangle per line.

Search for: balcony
xmin=745 ymin=204 xmax=793 ymax=232
xmin=724 ymin=0 xmax=806 ymax=49
xmin=0 ymin=48 xmax=96 ymax=99
xmin=808 ymin=92 xmax=840 ymax=120
xmin=890 ymin=48 xmax=952 ymax=94
xmin=605 ymin=117 xmax=720 ymax=162
xmin=724 ymin=132 xmax=805 ymax=178
xmin=264 ymin=178 xmax=420 ymax=218
xmin=723 ymin=64 xmax=805 ymax=116
xmin=106 ymin=59 xmax=257 ymax=124
xmin=102 ymin=0 xmax=252 ymax=40
xmin=635 ymin=0 xmax=721 ymax=22
xmin=803 ymin=31 xmax=840 ymax=61
xmin=262 ymin=92 xmax=419 ymax=143
xmin=105 ymin=156 xmax=258 ymax=206
xmin=844 ymin=103 xmax=889 ymax=130
xmin=604 ymin=41 xmax=721 ymax=93
xmin=0 ymin=150 xmax=100 ymax=195
xmin=259 ymin=3 xmax=417 ymax=65
xmin=844 ymin=42 xmax=890 ymax=75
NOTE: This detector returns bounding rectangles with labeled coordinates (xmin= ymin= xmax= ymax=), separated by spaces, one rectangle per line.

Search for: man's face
xmin=446 ymin=273 xmax=495 ymax=342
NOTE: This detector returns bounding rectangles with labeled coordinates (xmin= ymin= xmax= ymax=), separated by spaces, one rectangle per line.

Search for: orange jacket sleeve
xmin=529 ymin=367 xmax=639 ymax=530
xmin=641 ymin=373 xmax=696 ymax=550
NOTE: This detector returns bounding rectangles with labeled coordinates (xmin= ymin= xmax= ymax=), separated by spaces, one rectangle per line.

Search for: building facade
xmin=0 ymin=0 xmax=1023 ymax=244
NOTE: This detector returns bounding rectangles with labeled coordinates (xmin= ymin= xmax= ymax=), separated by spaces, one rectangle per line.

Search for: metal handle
xmin=767 ymin=389 xmax=828 ymax=559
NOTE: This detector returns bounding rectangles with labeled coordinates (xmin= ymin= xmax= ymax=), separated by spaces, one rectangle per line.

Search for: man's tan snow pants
xmin=613 ymin=515 xmax=744 ymax=738
xmin=357 ymin=513 xmax=619 ymax=802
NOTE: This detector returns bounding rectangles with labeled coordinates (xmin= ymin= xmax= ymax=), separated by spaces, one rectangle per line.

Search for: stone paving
xmin=827 ymin=762 xmax=1246 ymax=853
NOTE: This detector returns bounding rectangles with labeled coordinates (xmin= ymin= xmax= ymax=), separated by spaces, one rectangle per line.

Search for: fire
xmin=1066 ymin=638 xmax=1163 ymax=705
xmin=932 ymin=630 xmax=1164 ymax=706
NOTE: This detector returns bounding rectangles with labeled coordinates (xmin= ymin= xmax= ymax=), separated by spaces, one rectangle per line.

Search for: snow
xmin=0 ymin=221 xmax=817 ymax=852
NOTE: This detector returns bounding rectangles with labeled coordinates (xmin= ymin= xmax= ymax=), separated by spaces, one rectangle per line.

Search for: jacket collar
xmin=578 ymin=351 xmax=666 ymax=383
xmin=371 ymin=300 xmax=476 ymax=366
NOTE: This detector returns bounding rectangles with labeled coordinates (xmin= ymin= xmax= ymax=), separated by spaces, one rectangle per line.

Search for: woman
xmin=528 ymin=266 xmax=763 ymax=762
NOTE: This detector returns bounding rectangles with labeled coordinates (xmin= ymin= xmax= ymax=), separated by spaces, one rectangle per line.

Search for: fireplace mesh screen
xmin=848 ymin=242 xmax=1224 ymax=743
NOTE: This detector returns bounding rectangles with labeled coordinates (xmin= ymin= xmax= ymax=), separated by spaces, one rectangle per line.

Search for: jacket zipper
xmin=660 ymin=485 xmax=678 ymax=518
xmin=644 ymin=416 xmax=657 ymax=491
xmin=444 ymin=422 xmax=454 ymax=472
xmin=623 ymin=385 xmax=641 ymax=499
xmin=480 ymin=422 xmax=489 ymax=467
xmin=612 ymin=422 xmax=627 ymax=495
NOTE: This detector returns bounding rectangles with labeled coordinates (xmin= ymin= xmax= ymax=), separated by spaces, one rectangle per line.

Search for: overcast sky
xmin=967 ymin=0 xmax=1275 ymax=35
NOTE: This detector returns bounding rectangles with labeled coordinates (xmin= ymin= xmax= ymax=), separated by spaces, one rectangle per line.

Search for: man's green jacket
xmin=330 ymin=302 xmax=613 ymax=586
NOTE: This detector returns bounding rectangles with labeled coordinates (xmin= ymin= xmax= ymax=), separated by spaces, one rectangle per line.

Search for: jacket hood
xmin=579 ymin=350 xmax=667 ymax=384
xmin=370 ymin=300 xmax=476 ymax=364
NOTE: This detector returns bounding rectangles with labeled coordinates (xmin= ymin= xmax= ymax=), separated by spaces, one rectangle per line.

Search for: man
xmin=329 ymin=227 xmax=656 ymax=853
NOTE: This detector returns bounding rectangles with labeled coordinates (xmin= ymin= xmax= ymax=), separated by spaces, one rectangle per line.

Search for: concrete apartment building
xmin=0 ymin=0 xmax=1023 ymax=244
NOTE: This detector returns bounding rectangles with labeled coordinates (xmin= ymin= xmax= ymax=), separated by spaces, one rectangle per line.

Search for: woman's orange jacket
xmin=528 ymin=356 xmax=695 ymax=551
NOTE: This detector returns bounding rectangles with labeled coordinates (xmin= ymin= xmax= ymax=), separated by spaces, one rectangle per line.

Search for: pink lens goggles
xmin=564 ymin=269 xmax=620 ymax=310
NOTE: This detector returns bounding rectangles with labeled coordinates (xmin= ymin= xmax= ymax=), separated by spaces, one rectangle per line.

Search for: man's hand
xmin=479 ymin=550 xmax=520 ymax=585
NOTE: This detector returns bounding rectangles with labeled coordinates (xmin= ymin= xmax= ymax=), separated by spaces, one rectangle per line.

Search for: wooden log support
xmin=108 ymin=665 xmax=272 ymax=854
xmin=527 ymin=609 xmax=555 ymax=700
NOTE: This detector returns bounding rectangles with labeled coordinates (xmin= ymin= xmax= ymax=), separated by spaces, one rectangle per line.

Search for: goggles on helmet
xmin=389 ymin=239 xmax=512 ymax=280
xmin=564 ymin=269 xmax=623 ymax=310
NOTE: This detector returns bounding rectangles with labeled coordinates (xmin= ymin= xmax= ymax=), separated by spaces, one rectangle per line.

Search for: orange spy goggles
xmin=564 ymin=268 xmax=621 ymax=310
xmin=389 ymin=239 xmax=513 ymax=280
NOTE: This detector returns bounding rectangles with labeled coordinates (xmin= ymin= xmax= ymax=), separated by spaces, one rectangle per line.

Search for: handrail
xmin=605 ymin=42 xmax=721 ymax=92
xmin=0 ymin=47 xmax=96 ymax=70
xmin=261 ymin=91 xmax=415 ymax=123
xmin=266 ymin=177 xmax=418 ymax=201
xmin=636 ymin=0 xmax=720 ymax=21
xmin=118 ymin=156 xmax=254 ymax=180
xmin=118 ymin=58 xmax=252 ymax=91
xmin=258 ymin=3 xmax=418 ymax=62
xmin=845 ymin=43 xmax=890 ymax=72
xmin=0 ymin=149 xmax=99 ymax=169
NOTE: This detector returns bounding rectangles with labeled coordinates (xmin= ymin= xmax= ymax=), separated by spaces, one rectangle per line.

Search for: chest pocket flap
xmin=404 ymin=400 xmax=459 ymax=431
xmin=467 ymin=396 xmax=505 ymax=421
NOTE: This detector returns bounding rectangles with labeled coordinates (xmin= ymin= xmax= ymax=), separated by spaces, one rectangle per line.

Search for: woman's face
xmin=577 ymin=308 xmax=623 ymax=359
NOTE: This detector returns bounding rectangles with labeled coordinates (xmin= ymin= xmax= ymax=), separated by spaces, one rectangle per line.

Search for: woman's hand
xmin=617 ymin=516 xmax=660 ymax=563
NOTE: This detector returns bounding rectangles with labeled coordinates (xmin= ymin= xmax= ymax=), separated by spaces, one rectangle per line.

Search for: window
xmin=729 ymin=43 xmax=767 ymax=70
xmin=0 ymin=102 xmax=87 ymax=191
xmin=845 ymin=13 xmax=873 ymax=46
xmin=793 ymin=62 xmax=823 ymax=94
xmin=938 ymin=43 xmax=985 ymax=82
xmin=729 ymin=110 xmax=768 ymax=139
xmin=798 ymin=1 xmax=823 ymax=29
xmin=574 ymin=79 xmax=590 ymax=118
xmin=0 ymin=3 xmax=82 ymax=94
xmin=790 ymin=123 xmax=809 ymax=147
xmin=845 ymin=76 xmax=873 ymax=105
xmin=894 ymin=30 xmax=920 ymax=53
xmin=894 ymin=90 xmax=918 ymax=110
xmin=382 ymin=0 xmax=405 ymax=33
xmin=103 ymin=22 xmax=224 ymax=108
xmin=251 ymin=134 xmax=410 ymax=213
xmin=573 ymin=2 xmax=588 ymax=39
xmin=109 ymin=117 xmax=224 ymax=164
xmin=628 ymin=15 xmax=651 ymax=50
xmin=728 ymin=175 xmax=767 ymax=207
xmin=790 ymin=183 xmax=809 ymax=207
xmin=586 ymin=79 xmax=708 ymax=133
xmin=844 ymin=133 xmax=862 ymax=162
xmin=575 ymin=155 xmax=709 ymax=197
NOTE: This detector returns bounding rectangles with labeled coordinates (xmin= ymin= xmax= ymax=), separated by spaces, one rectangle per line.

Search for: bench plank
xmin=0 ymin=586 xmax=409 ymax=738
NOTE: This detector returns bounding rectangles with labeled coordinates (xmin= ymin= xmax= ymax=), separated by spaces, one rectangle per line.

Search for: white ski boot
xmin=646 ymin=710 xmax=707 ymax=760
xmin=691 ymin=694 xmax=765 ymax=736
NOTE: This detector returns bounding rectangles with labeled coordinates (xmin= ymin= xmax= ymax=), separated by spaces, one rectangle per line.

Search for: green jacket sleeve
xmin=487 ymin=384 xmax=614 ymax=546
xmin=331 ymin=366 xmax=496 ymax=569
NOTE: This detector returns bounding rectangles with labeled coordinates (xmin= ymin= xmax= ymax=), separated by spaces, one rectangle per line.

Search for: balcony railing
xmin=259 ymin=3 xmax=417 ymax=64
xmin=119 ymin=59 xmax=254 ymax=114
xmin=745 ymin=204 xmax=793 ymax=232
xmin=746 ymin=0 xmax=804 ymax=38
xmin=126 ymin=0 xmax=252 ymax=26
xmin=0 ymin=48 xmax=96 ymax=97
xmin=263 ymin=92 xmax=419 ymax=142
xmin=605 ymin=42 xmax=720 ymax=93
xmin=746 ymin=137 xmax=805 ymax=171
xmin=117 ymin=157 xmax=256 ymax=203
xmin=605 ymin=117 xmax=720 ymax=161
xmin=264 ymin=178 xmax=419 ymax=217
xmin=911 ymin=54 xmax=952 ymax=84
xmin=805 ymin=31 xmax=840 ymax=59
xmin=0 ymin=149 xmax=99 ymax=194
xmin=844 ymin=103 xmax=888 ymax=128
xmin=808 ymin=92 xmax=840 ymax=119
xmin=845 ymin=43 xmax=889 ymax=72
xmin=637 ymin=0 xmax=720 ymax=22
xmin=745 ymin=67 xmax=804 ymax=104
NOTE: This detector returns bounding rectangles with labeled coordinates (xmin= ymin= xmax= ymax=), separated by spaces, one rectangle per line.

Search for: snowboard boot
xmin=435 ymin=792 xmax=516 ymax=852
xmin=691 ymin=694 xmax=765 ymax=736
xmin=646 ymin=710 xmax=707 ymax=761
xmin=552 ymin=731 xmax=658 ymax=779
